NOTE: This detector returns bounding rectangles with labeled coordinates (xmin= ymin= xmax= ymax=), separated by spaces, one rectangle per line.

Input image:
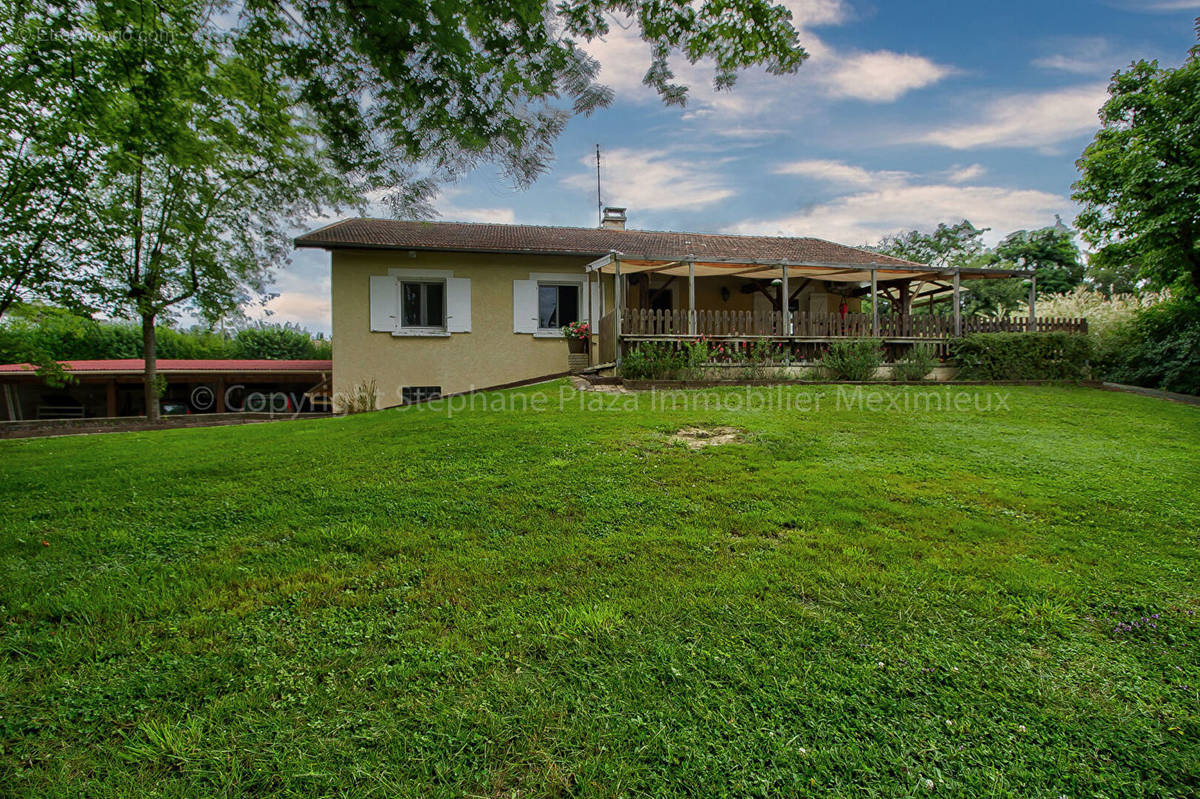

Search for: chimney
xmin=601 ymin=206 xmax=627 ymax=230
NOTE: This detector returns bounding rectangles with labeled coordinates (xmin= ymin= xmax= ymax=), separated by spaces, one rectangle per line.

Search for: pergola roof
xmin=584 ymin=252 xmax=1030 ymax=284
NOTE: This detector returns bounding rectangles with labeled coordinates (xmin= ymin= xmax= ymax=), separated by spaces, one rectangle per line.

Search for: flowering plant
xmin=561 ymin=320 xmax=590 ymax=341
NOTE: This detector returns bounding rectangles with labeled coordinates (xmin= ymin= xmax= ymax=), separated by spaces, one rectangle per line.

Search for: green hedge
xmin=953 ymin=332 xmax=1093 ymax=380
xmin=1096 ymin=297 xmax=1200 ymax=396
xmin=0 ymin=307 xmax=331 ymax=364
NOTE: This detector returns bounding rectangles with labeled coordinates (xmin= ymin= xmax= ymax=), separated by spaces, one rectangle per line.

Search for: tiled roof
xmin=0 ymin=359 xmax=331 ymax=374
xmin=294 ymin=218 xmax=925 ymax=268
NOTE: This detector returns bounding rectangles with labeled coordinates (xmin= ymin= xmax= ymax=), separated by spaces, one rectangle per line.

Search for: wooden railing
xmin=617 ymin=309 xmax=1087 ymax=339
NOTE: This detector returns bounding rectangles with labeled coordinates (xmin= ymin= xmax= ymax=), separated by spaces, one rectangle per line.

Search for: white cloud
xmin=563 ymin=147 xmax=735 ymax=211
xmin=581 ymin=2 xmax=949 ymax=118
xmin=779 ymin=0 xmax=851 ymax=26
xmin=435 ymin=188 xmax=516 ymax=224
xmin=773 ymin=159 xmax=910 ymax=187
xmin=947 ymin=163 xmax=986 ymax=183
xmin=1123 ymin=0 xmax=1200 ymax=10
xmin=824 ymin=51 xmax=955 ymax=102
xmin=257 ymin=291 xmax=331 ymax=331
xmin=730 ymin=161 xmax=1073 ymax=246
xmin=915 ymin=83 xmax=1107 ymax=151
xmin=1033 ymin=37 xmax=1131 ymax=76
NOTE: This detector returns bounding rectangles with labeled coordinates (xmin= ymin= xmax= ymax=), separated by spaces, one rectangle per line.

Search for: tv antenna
xmin=595 ymin=144 xmax=602 ymax=226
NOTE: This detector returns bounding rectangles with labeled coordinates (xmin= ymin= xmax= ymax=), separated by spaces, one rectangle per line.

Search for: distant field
xmin=1 ymin=382 xmax=1197 ymax=797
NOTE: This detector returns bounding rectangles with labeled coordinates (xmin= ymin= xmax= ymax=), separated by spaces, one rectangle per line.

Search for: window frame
xmin=400 ymin=279 xmax=447 ymax=331
xmin=536 ymin=281 xmax=583 ymax=332
xmin=401 ymin=386 xmax=442 ymax=404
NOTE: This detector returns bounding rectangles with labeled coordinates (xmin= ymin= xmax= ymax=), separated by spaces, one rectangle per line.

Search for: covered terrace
xmin=584 ymin=251 xmax=1084 ymax=364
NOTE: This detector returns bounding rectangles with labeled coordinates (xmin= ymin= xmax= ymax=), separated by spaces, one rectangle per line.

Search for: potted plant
xmin=561 ymin=320 xmax=590 ymax=353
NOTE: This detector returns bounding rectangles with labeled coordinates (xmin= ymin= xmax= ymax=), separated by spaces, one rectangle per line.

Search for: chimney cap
xmin=601 ymin=206 xmax=627 ymax=230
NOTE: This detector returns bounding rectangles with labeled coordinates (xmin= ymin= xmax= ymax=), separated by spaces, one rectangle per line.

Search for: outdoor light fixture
xmin=770 ymin=278 xmax=782 ymax=286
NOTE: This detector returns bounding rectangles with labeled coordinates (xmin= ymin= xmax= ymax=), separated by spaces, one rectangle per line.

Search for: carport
xmin=0 ymin=359 xmax=332 ymax=420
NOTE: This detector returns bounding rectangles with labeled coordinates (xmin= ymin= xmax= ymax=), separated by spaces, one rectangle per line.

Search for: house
xmin=295 ymin=209 xmax=1058 ymax=406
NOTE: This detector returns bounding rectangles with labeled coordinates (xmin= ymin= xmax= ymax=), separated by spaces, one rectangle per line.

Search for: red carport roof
xmin=0 ymin=359 xmax=332 ymax=374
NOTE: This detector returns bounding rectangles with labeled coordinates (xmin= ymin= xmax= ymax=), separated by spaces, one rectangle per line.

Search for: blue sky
xmin=271 ymin=0 xmax=1200 ymax=333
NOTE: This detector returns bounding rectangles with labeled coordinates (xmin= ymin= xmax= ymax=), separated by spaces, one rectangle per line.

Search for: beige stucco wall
xmin=329 ymin=248 xmax=866 ymax=405
xmin=330 ymin=249 xmax=611 ymax=405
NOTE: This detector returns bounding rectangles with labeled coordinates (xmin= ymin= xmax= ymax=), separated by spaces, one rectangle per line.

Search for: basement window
xmin=401 ymin=386 xmax=441 ymax=404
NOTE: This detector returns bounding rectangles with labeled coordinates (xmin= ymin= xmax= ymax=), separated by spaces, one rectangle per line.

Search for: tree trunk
xmin=142 ymin=312 xmax=159 ymax=422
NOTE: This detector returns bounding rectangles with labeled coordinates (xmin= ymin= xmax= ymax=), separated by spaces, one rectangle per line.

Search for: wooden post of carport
xmin=216 ymin=376 xmax=226 ymax=413
xmin=106 ymin=379 xmax=117 ymax=418
xmin=2 ymin=382 xmax=15 ymax=421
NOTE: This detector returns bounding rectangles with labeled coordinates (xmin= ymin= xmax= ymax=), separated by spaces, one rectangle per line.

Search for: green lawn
xmin=1 ymin=382 xmax=1198 ymax=797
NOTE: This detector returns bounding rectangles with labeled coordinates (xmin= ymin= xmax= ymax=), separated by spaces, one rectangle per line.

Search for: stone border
xmin=615 ymin=378 xmax=1102 ymax=391
xmin=1100 ymin=382 xmax=1200 ymax=407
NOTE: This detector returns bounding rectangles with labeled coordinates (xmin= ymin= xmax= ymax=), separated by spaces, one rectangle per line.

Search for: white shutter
xmin=370 ymin=276 xmax=399 ymax=332
xmin=513 ymin=279 xmax=539 ymax=333
xmin=588 ymin=281 xmax=601 ymax=324
xmin=445 ymin=277 xmax=471 ymax=333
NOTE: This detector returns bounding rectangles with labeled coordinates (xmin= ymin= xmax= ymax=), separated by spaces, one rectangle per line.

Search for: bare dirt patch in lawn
xmin=671 ymin=426 xmax=744 ymax=449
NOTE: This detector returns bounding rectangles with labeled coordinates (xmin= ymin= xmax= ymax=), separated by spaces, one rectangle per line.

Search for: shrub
xmin=892 ymin=344 xmax=938 ymax=382
xmin=619 ymin=342 xmax=687 ymax=380
xmin=1096 ymin=297 xmax=1200 ymax=395
xmin=819 ymin=339 xmax=884 ymax=381
xmin=335 ymin=379 xmax=378 ymax=414
xmin=1025 ymin=287 xmax=1168 ymax=338
xmin=232 ymin=323 xmax=324 ymax=359
xmin=953 ymin=332 xmax=1093 ymax=380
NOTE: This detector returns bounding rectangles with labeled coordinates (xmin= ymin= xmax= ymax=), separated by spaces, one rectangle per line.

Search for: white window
xmin=401 ymin=281 xmax=445 ymax=329
xmin=370 ymin=270 xmax=471 ymax=335
xmin=513 ymin=272 xmax=597 ymax=335
xmin=537 ymin=283 xmax=581 ymax=330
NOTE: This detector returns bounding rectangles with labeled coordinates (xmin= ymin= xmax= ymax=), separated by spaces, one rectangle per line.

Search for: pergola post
xmin=870 ymin=268 xmax=879 ymax=337
xmin=1028 ymin=272 xmax=1037 ymax=332
xmin=952 ymin=269 xmax=962 ymax=337
xmin=687 ymin=260 xmax=696 ymax=335
xmin=586 ymin=269 xmax=594 ymax=365
xmin=613 ymin=258 xmax=623 ymax=366
xmin=781 ymin=264 xmax=789 ymax=335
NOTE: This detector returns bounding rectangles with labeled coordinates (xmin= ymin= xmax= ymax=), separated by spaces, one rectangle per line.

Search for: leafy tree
xmin=0 ymin=1 xmax=101 ymax=318
xmin=1087 ymin=263 xmax=1140 ymax=298
xmin=874 ymin=220 xmax=989 ymax=314
xmin=994 ymin=222 xmax=1084 ymax=295
xmin=6 ymin=0 xmax=808 ymax=418
xmin=1073 ymin=20 xmax=1200 ymax=296
xmin=958 ymin=252 xmax=1026 ymax=318
xmin=874 ymin=220 xmax=988 ymax=271
xmin=80 ymin=1 xmax=351 ymax=419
